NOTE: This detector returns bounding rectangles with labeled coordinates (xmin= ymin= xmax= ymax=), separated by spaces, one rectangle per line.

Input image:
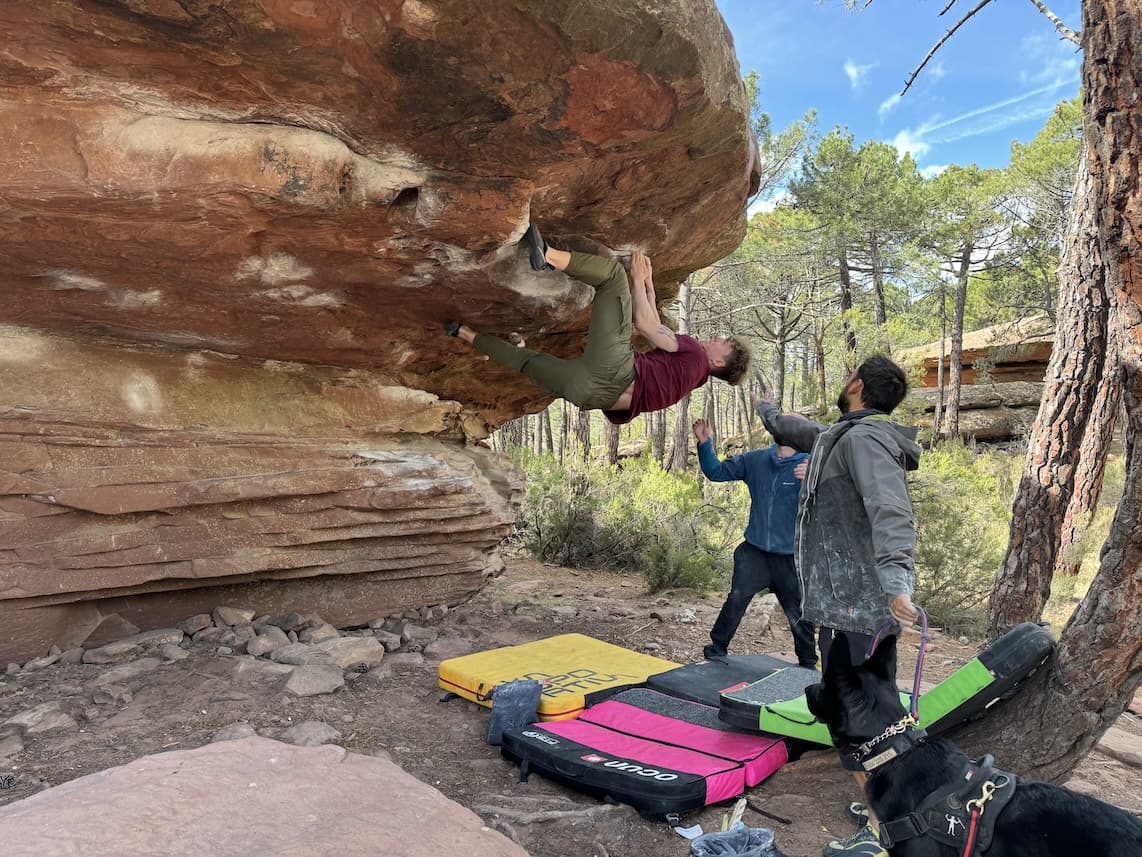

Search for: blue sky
xmin=716 ymin=0 xmax=1082 ymax=179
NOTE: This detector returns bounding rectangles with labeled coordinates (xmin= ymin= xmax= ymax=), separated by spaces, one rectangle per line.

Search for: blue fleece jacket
xmin=697 ymin=440 xmax=807 ymax=555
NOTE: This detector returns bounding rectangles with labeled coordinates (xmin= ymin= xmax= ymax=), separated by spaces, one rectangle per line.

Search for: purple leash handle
xmin=866 ymin=606 xmax=930 ymax=721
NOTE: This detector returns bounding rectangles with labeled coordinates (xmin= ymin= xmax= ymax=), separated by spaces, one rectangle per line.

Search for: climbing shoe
xmin=846 ymin=801 xmax=869 ymax=827
xmin=444 ymin=320 xmax=461 ymax=337
xmin=822 ymin=825 xmax=886 ymax=857
xmin=523 ymin=223 xmax=553 ymax=271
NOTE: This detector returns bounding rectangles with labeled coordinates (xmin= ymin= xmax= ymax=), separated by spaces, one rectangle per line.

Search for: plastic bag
xmin=486 ymin=679 xmax=544 ymax=745
xmin=689 ymin=827 xmax=788 ymax=857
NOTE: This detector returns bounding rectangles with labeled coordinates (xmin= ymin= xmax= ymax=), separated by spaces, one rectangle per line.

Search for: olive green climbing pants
xmin=473 ymin=251 xmax=636 ymax=410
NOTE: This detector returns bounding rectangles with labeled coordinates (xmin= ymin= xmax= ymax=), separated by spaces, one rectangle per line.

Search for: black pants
xmin=818 ymin=628 xmax=876 ymax=671
xmin=705 ymin=541 xmax=818 ymax=668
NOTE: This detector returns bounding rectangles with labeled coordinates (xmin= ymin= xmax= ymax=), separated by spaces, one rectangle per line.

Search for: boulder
xmin=0 ymin=0 xmax=754 ymax=662
xmin=0 ymin=737 xmax=529 ymax=857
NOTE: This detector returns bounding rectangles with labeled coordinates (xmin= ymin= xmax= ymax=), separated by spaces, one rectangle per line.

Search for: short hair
xmin=711 ymin=337 xmax=751 ymax=385
xmin=857 ymin=355 xmax=909 ymax=413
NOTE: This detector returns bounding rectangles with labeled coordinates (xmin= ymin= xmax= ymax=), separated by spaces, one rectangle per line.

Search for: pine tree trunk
xmin=838 ymin=248 xmax=858 ymax=365
xmin=604 ymin=420 xmax=620 ymax=465
xmin=773 ymin=341 xmax=786 ymax=408
xmin=1056 ymin=323 xmax=1121 ymax=577
xmin=667 ymin=278 xmax=693 ymax=471
xmin=962 ymin=2 xmax=1142 ymax=782
xmin=944 ymin=244 xmax=972 ymax=439
xmin=669 ymin=395 xmax=691 ymax=471
xmin=933 ymin=283 xmax=947 ymax=440
xmin=575 ymin=408 xmax=591 ymax=460
xmin=735 ymin=384 xmax=751 ymax=444
xmin=651 ymin=409 xmax=667 ymax=465
xmin=987 ymin=155 xmax=1110 ymax=637
xmin=558 ymin=400 xmax=568 ymax=464
xmin=813 ymin=325 xmax=827 ymax=407
xmin=871 ymin=241 xmax=887 ymax=326
xmin=541 ymin=408 xmax=554 ymax=454
xmin=800 ymin=340 xmax=811 ymax=411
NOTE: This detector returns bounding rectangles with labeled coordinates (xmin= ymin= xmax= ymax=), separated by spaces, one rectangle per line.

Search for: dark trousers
xmin=472 ymin=251 xmax=636 ymax=410
xmin=818 ymin=628 xmax=876 ymax=671
xmin=706 ymin=541 xmax=818 ymax=668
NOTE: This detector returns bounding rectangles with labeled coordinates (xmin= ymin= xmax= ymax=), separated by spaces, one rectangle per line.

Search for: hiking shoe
xmin=822 ymin=825 xmax=886 ymax=857
xmin=845 ymin=801 xmax=869 ymax=827
xmin=702 ymin=644 xmax=727 ymax=661
xmin=523 ymin=223 xmax=553 ymax=271
xmin=444 ymin=320 xmax=461 ymax=337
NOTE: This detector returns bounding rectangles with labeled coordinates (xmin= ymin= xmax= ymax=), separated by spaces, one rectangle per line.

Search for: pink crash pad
xmin=0 ymin=737 xmax=530 ymax=857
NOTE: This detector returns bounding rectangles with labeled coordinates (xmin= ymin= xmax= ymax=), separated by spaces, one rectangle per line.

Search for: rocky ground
xmin=2 ymin=556 xmax=1140 ymax=857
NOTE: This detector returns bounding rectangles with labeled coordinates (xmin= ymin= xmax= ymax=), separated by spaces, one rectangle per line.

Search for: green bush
xmin=515 ymin=452 xmax=727 ymax=592
xmin=910 ymin=441 xmax=1013 ymax=635
xmin=512 ymin=438 xmax=1120 ymax=635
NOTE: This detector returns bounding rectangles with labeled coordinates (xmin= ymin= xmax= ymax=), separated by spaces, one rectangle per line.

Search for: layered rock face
xmin=0 ymin=1 xmax=756 ymax=660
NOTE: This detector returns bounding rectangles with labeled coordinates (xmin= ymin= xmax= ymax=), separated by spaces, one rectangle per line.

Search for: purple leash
xmin=866 ymin=605 xmax=930 ymax=721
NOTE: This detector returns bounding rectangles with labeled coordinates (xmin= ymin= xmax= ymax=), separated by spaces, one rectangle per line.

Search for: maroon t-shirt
xmin=603 ymin=334 xmax=710 ymax=425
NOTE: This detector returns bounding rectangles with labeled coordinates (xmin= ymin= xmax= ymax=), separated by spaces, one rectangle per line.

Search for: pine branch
xmin=1026 ymin=0 xmax=1080 ymax=45
xmin=901 ymin=0 xmax=996 ymax=96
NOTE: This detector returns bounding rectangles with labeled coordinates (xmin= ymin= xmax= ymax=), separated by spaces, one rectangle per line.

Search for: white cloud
xmin=1019 ymin=32 xmax=1081 ymax=88
xmin=843 ymin=59 xmax=879 ymax=91
xmin=930 ymin=60 xmax=947 ymax=81
xmin=891 ymin=128 xmax=931 ymax=161
xmin=887 ymin=80 xmax=1075 ymax=163
xmin=877 ymin=93 xmax=902 ymax=120
xmin=920 ymin=164 xmax=949 ymax=179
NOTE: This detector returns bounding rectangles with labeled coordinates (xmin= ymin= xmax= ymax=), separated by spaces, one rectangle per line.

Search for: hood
xmin=859 ymin=416 xmax=923 ymax=472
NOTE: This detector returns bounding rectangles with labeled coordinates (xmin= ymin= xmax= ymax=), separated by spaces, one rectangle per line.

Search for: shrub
xmin=515 ymin=452 xmax=726 ymax=592
xmin=910 ymin=441 xmax=1013 ymax=635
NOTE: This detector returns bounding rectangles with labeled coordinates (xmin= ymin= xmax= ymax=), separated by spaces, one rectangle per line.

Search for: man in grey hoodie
xmin=756 ymin=354 xmax=921 ymax=857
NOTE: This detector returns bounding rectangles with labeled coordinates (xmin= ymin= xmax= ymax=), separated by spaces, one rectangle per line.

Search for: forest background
xmin=488 ymin=91 xmax=1114 ymax=638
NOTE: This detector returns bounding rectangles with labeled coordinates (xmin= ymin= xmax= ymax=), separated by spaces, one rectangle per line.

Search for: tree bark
xmin=735 ymin=383 xmax=748 ymax=441
xmin=558 ymin=400 xmax=568 ymax=464
xmin=773 ymin=340 xmax=786 ymax=408
xmin=669 ymin=395 xmax=691 ymax=471
xmin=604 ymin=420 xmax=620 ymax=465
xmin=667 ymin=276 xmax=693 ymax=471
xmin=934 ymin=283 xmax=947 ymax=439
xmin=1056 ymin=321 xmax=1121 ymax=577
xmin=800 ymin=340 xmax=812 ymax=411
xmin=650 ymin=409 xmax=666 ymax=465
xmin=813 ymin=324 xmax=828 ymax=407
xmin=986 ymin=154 xmax=1110 ymax=638
xmin=838 ymin=248 xmax=858 ymax=365
xmin=540 ymin=408 xmax=554 ymax=454
xmin=574 ymin=408 xmax=591 ymax=460
xmin=958 ymin=2 xmax=1142 ymax=782
xmin=944 ymin=243 xmax=973 ymax=439
xmin=871 ymin=240 xmax=887 ymax=326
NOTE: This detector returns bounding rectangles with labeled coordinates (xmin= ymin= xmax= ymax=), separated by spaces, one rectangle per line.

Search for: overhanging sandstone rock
xmin=0 ymin=1 xmax=756 ymax=660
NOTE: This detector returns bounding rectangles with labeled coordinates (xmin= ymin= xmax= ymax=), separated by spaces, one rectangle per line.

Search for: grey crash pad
xmin=0 ymin=737 xmax=531 ymax=857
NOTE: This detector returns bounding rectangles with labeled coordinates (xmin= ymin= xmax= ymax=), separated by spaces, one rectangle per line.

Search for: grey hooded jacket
xmin=757 ymin=402 xmax=922 ymax=635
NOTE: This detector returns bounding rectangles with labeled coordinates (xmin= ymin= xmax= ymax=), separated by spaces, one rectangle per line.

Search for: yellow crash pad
xmin=438 ymin=633 xmax=679 ymax=720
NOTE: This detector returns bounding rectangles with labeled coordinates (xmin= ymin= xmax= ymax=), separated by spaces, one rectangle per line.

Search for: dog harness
xmin=877 ymin=754 xmax=1018 ymax=856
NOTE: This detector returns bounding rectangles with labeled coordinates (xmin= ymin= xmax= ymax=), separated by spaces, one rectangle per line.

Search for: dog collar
xmin=839 ymin=717 xmax=928 ymax=772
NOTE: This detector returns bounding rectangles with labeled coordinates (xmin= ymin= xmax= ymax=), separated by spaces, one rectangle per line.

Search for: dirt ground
xmin=2 ymin=556 xmax=1140 ymax=857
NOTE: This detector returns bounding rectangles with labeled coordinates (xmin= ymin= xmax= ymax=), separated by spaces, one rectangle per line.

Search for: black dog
xmin=805 ymin=631 xmax=1142 ymax=856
